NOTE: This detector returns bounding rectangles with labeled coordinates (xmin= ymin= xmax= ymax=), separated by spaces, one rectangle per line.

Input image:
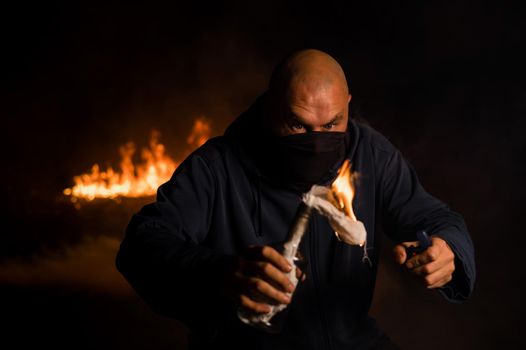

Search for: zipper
xmin=309 ymin=215 xmax=332 ymax=350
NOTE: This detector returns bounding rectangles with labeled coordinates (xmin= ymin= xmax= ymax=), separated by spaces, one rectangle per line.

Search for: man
xmin=116 ymin=49 xmax=475 ymax=349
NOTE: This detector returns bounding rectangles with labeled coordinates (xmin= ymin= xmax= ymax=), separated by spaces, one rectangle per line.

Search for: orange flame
xmin=63 ymin=118 xmax=211 ymax=201
xmin=186 ymin=118 xmax=211 ymax=149
xmin=331 ymin=159 xmax=357 ymax=221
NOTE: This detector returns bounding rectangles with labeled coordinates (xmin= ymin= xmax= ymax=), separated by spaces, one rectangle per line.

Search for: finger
xmin=406 ymin=245 xmax=441 ymax=268
xmin=231 ymin=274 xmax=286 ymax=306
xmin=248 ymin=277 xmax=291 ymax=305
xmin=249 ymin=289 xmax=283 ymax=306
xmin=393 ymin=245 xmax=407 ymax=265
xmin=260 ymin=246 xmax=293 ymax=272
xmin=411 ymin=259 xmax=442 ymax=276
xmin=395 ymin=241 xmax=420 ymax=264
xmin=427 ymin=274 xmax=453 ymax=289
xmin=295 ymin=266 xmax=304 ymax=279
xmin=245 ymin=261 xmax=295 ymax=293
xmin=296 ymin=266 xmax=307 ymax=281
xmin=412 ymin=249 xmax=455 ymax=276
xmin=421 ymin=267 xmax=453 ymax=288
xmin=239 ymin=294 xmax=271 ymax=314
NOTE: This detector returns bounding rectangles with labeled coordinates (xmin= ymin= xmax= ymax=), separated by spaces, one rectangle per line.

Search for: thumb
xmin=393 ymin=244 xmax=407 ymax=265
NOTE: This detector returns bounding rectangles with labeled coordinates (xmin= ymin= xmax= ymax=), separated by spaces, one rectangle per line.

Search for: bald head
xmin=267 ymin=49 xmax=351 ymax=136
xmin=269 ymin=49 xmax=349 ymax=96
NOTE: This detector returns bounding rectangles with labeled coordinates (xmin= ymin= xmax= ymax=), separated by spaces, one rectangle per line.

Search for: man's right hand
xmin=222 ymin=245 xmax=297 ymax=314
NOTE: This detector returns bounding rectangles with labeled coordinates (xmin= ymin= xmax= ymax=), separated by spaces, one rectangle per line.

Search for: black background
xmin=1 ymin=1 xmax=524 ymax=349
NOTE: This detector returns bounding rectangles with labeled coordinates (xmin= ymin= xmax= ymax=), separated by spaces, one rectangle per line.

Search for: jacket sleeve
xmin=377 ymin=144 xmax=476 ymax=303
xmin=115 ymin=151 xmax=237 ymax=332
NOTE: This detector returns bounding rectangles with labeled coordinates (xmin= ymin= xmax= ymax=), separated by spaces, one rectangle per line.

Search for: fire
xmin=186 ymin=118 xmax=211 ymax=149
xmin=63 ymin=118 xmax=211 ymax=201
xmin=331 ymin=160 xmax=357 ymax=221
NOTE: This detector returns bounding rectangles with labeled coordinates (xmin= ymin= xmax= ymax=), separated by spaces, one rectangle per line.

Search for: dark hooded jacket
xmin=116 ymin=95 xmax=476 ymax=350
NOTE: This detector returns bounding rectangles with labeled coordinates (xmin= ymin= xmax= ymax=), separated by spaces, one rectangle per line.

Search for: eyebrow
xmin=323 ymin=115 xmax=343 ymax=127
xmin=288 ymin=114 xmax=343 ymax=126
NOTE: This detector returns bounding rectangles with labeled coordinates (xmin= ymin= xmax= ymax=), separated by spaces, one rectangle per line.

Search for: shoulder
xmin=177 ymin=136 xmax=245 ymax=181
xmin=353 ymin=120 xmax=398 ymax=157
xmin=191 ymin=136 xmax=233 ymax=166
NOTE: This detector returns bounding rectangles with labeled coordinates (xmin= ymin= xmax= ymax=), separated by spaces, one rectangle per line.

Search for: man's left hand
xmin=393 ymin=236 xmax=456 ymax=289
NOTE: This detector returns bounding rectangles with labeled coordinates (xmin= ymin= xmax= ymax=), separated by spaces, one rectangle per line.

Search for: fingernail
xmin=288 ymin=284 xmax=295 ymax=293
xmin=283 ymin=295 xmax=291 ymax=303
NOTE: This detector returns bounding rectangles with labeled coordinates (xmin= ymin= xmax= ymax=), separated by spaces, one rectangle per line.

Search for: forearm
xmin=115 ymin=216 xmax=237 ymax=327
xmin=432 ymin=219 xmax=476 ymax=302
xmin=379 ymin=147 xmax=476 ymax=302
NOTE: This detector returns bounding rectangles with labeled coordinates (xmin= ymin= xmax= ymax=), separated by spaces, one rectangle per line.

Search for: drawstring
xmin=361 ymin=243 xmax=372 ymax=267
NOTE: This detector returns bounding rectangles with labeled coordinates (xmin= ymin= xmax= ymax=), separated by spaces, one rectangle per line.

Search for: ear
xmin=348 ymin=94 xmax=352 ymax=103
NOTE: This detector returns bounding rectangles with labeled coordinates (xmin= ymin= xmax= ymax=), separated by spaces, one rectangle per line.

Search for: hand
xmin=393 ymin=236 xmax=455 ymax=289
xmin=222 ymin=245 xmax=299 ymax=314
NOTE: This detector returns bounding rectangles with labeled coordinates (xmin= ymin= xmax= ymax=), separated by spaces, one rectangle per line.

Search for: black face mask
xmin=259 ymin=131 xmax=348 ymax=192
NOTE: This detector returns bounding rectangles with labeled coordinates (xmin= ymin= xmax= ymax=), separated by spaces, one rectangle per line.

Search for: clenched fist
xmin=222 ymin=245 xmax=304 ymax=314
xmin=393 ymin=236 xmax=456 ymax=289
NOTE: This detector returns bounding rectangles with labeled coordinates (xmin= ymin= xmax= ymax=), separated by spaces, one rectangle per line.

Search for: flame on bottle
xmin=330 ymin=159 xmax=357 ymax=221
xmin=63 ymin=117 xmax=210 ymax=201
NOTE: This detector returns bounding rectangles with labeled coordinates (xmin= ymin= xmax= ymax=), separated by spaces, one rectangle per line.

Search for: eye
xmin=291 ymin=123 xmax=305 ymax=131
xmin=323 ymin=121 xmax=337 ymax=129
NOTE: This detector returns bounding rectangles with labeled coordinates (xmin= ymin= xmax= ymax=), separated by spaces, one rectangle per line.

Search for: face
xmin=270 ymin=83 xmax=351 ymax=136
